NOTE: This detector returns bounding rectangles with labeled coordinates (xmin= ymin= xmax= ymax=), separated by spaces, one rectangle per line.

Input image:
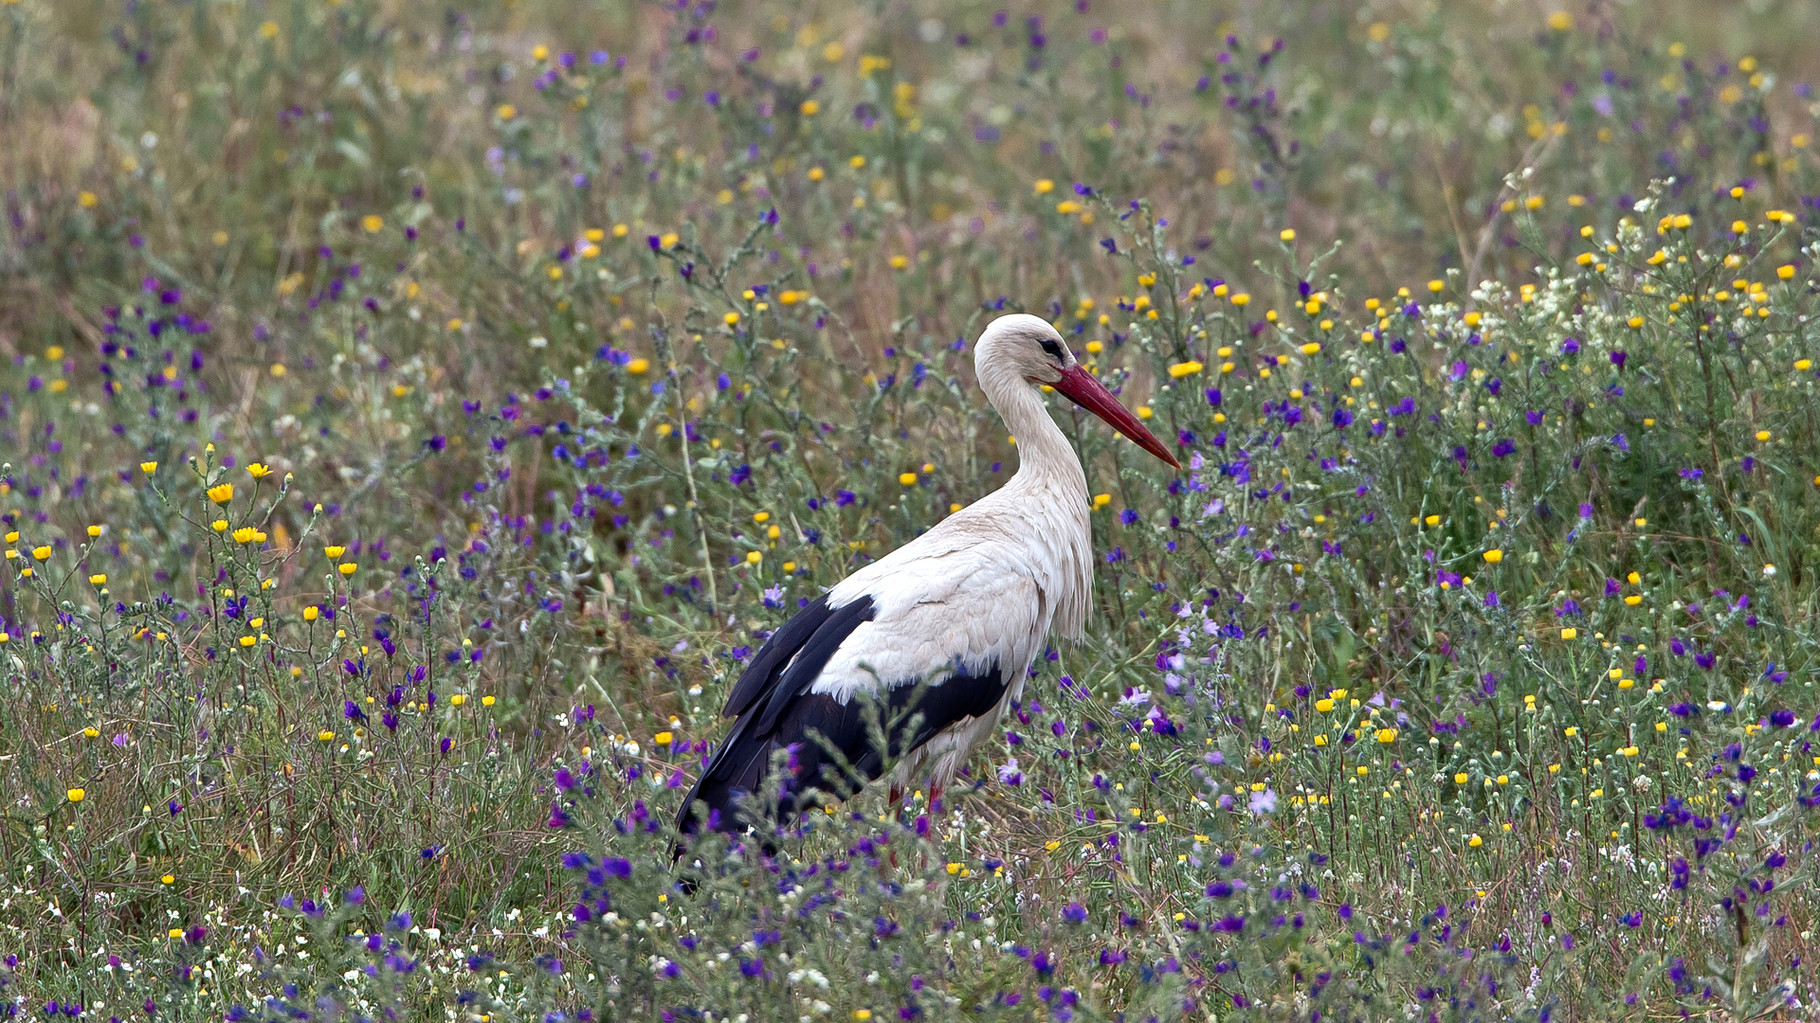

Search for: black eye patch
xmin=1039 ymin=338 xmax=1065 ymax=360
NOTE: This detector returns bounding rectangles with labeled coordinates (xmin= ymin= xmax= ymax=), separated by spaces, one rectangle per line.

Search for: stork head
xmin=975 ymin=313 xmax=1181 ymax=469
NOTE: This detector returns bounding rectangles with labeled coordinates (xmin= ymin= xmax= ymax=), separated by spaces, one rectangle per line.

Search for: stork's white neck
xmin=978 ymin=361 xmax=1089 ymax=499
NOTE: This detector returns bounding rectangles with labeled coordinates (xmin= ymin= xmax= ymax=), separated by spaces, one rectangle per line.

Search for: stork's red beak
xmin=1051 ymin=365 xmax=1182 ymax=470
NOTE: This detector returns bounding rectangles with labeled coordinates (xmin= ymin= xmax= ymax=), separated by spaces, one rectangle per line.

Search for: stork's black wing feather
xmin=675 ymin=592 xmax=1014 ymax=843
xmin=676 ymin=595 xmax=875 ymax=836
xmin=721 ymin=594 xmax=840 ymax=719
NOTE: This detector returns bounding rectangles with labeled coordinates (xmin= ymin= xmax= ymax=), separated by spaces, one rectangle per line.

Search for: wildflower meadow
xmin=4 ymin=0 xmax=1820 ymax=1019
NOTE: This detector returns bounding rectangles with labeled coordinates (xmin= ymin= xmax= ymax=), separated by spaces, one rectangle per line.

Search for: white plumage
xmin=677 ymin=313 xmax=1178 ymax=840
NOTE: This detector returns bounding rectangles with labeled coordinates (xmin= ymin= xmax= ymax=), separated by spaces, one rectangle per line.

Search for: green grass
xmin=2 ymin=0 xmax=1819 ymax=1019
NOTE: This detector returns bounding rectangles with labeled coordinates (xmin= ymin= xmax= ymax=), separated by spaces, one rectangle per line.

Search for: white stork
xmin=677 ymin=313 xmax=1179 ymax=842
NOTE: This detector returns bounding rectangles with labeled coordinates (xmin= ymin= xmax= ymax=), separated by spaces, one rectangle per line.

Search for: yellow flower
xmin=1754 ymin=430 xmax=1770 ymax=442
xmin=303 ymin=606 xmax=319 ymax=622
xmin=626 ymin=358 xmax=650 ymax=375
xmin=496 ymin=103 xmax=517 ymax=121
xmin=799 ymin=99 xmax=820 ymax=116
xmin=1778 ymin=264 xmax=1797 ymax=280
xmin=1278 ymin=228 xmax=1296 ymax=242
xmin=1423 ymin=514 xmax=1441 ymax=526
xmin=258 ymin=19 xmax=279 ymax=38
xmin=323 ymin=545 xmax=346 ymax=559
xmin=899 ymin=472 xmax=918 ymax=486
xmin=482 ymin=695 xmax=496 ymax=707
xmin=233 ymin=527 xmax=258 ymax=544
xmin=655 ymin=731 xmax=674 ymax=745
xmin=247 ymin=463 xmax=273 ymax=479
xmin=1375 ymin=727 xmax=1398 ymax=744
xmin=1624 ymin=594 xmax=1642 ymax=606
xmin=67 ymin=788 xmax=86 ymax=803
xmin=207 ymin=483 xmax=234 ymax=505
xmin=451 ymin=694 xmax=466 ymax=707
xmin=1300 ymin=342 xmax=1321 ymax=355
xmin=140 ymin=461 xmax=158 ymax=474
xmin=32 ymin=546 xmax=51 ymax=561
xmin=318 ymin=730 xmax=335 ymax=742
xmin=1560 ymin=627 xmax=1578 ymax=640
xmin=1315 ymin=699 xmax=1334 ymax=713
xmin=853 ymin=1012 xmax=873 ymax=1022
xmin=1454 ymin=773 xmax=1469 ymax=785
xmin=745 ymin=551 xmax=763 ymax=565
xmin=78 ymin=191 xmax=98 ymax=208
xmin=338 ymin=563 xmax=357 ymax=576
xmin=1468 ymin=834 xmax=1484 ymax=847
xmin=723 ymin=312 xmax=740 ymax=326
xmin=1167 ymin=361 xmax=1204 ymax=378
xmin=361 ymin=215 xmax=383 ymax=234
xmin=89 ymin=574 xmax=107 ymax=586
xmin=1483 ymin=549 xmax=1503 ymax=564
xmin=1034 ymin=179 xmax=1054 ymax=194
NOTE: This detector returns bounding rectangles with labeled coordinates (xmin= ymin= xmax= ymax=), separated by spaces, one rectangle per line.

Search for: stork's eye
xmin=1039 ymin=338 xmax=1065 ymax=361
